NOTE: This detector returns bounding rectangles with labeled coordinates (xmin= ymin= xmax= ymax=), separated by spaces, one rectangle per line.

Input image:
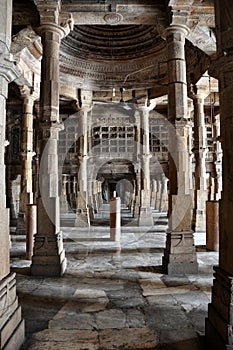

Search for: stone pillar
xmin=205 ymin=1 xmax=233 ymax=348
xmin=138 ymin=105 xmax=153 ymax=226
xmin=150 ymin=178 xmax=157 ymax=209
xmin=155 ymin=178 xmax=162 ymax=211
xmin=191 ymin=85 xmax=208 ymax=232
xmin=0 ymin=0 xmax=25 ymax=348
xmin=60 ymin=174 xmax=69 ymax=213
xmin=162 ymin=13 xmax=198 ymax=275
xmin=26 ymin=204 xmax=37 ymax=259
xmin=31 ymin=0 xmax=73 ymax=276
xmin=75 ymin=91 xmax=92 ymax=227
xmin=159 ymin=173 xmax=168 ymax=212
xmin=16 ymin=86 xmax=37 ymax=234
xmin=212 ymin=113 xmax=222 ymax=200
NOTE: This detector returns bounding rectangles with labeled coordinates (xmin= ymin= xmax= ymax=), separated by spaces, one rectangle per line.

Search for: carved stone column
xmin=212 ymin=113 xmax=222 ymax=200
xmin=162 ymin=13 xmax=198 ymax=274
xmin=16 ymin=86 xmax=37 ymax=234
xmin=191 ymin=85 xmax=208 ymax=232
xmin=0 ymin=0 xmax=25 ymax=348
xmin=155 ymin=177 xmax=161 ymax=211
xmin=138 ymin=105 xmax=153 ymax=226
xmin=31 ymin=0 xmax=73 ymax=276
xmin=159 ymin=173 xmax=168 ymax=212
xmin=150 ymin=178 xmax=157 ymax=209
xmin=205 ymin=1 xmax=233 ymax=348
xmin=75 ymin=91 xmax=92 ymax=227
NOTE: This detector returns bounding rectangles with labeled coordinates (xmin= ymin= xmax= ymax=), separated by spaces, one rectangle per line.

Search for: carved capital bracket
xmin=19 ymin=85 xmax=39 ymax=101
xmin=167 ymin=0 xmax=194 ymax=28
xmin=34 ymin=0 xmax=73 ymax=38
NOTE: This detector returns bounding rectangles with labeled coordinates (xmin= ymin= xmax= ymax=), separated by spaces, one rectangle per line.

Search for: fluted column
xmin=191 ymin=85 xmax=208 ymax=231
xmin=205 ymin=1 xmax=233 ymax=348
xmin=138 ymin=105 xmax=153 ymax=226
xmin=0 ymin=0 xmax=25 ymax=348
xmin=16 ymin=86 xmax=37 ymax=234
xmin=163 ymin=14 xmax=198 ymax=274
xmin=31 ymin=0 xmax=73 ymax=276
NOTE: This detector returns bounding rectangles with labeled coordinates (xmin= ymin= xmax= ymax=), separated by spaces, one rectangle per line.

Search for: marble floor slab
xmin=10 ymin=210 xmax=217 ymax=350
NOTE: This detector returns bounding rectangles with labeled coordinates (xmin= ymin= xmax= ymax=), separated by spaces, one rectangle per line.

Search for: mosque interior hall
xmin=1 ymin=0 xmax=233 ymax=349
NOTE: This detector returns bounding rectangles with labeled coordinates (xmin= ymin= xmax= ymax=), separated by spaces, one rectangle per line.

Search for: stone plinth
xmin=0 ymin=273 xmax=25 ymax=350
xmin=163 ymin=231 xmax=198 ymax=275
xmin=138 ymin=190 xmax=153 ymax=226
xmin=31 ymin=232 xmax=67 ymax=277
xmin=206 ymin=267 xmax=233 ymax=349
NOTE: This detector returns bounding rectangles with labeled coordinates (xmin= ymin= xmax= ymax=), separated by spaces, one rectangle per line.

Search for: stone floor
xmin=10 ymin=208 xmax=218 ymax=350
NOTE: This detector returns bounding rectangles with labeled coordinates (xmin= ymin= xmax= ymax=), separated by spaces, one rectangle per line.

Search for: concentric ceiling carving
xmin=60 ymin=25 xmax=167 ymax=90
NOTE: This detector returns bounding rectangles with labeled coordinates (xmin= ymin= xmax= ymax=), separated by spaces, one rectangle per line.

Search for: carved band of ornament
xmin=103 ymin=13 xmax=123 ymax=25
xmin=95 ymin=116 xmax=131 ymax=125
xmin=59 ymin=53 xmax=167 ymax=75
xmin=142 ymin=153 xmax=152 ymax=159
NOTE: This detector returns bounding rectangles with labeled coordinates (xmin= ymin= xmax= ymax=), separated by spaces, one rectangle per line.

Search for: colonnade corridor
xmin=10 ymin=204 xmax=217 ymax=350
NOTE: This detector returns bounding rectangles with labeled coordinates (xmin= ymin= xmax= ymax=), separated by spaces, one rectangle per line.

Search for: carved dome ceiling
xmin=60 ymin=24 xmax=167 ymax=91
xmin=12 ymin=0 xmax=215 ymax=98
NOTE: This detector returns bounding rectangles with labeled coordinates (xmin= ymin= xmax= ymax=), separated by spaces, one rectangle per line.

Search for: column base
xmin=15 ymin=212 xmax=26 ymax=235
xmin=205 ymin=267 xmax=233 ymax=350
xmin=75 ymin=209 xmax=90 ymax=227
xmin=192 ymin=209 xmax=206 ymax=232
xmin=110 ymin=228 xmax=121 ymax=242
xmin=138 ymin=208 xmax=154 ymax=226
xmin=163 ymin=230 xmax=198 ymax=275
xmin=0 ymin=273 xmax=25 ymax=350
xmin=31 ymin=232 xmax=66 ymax=277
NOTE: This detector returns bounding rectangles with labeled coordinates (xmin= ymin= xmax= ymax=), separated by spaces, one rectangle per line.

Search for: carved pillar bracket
xmin=163 ymin=21 xmax=198 ymax=275
xmin=31 ymin=5 xmax=73 ymax=276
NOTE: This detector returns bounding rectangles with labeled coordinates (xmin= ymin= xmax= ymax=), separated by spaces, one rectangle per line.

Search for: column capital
xmin=165 ymin=24 xmax=189 ymax=39
xmin=167 ymin=0 xmax=193 ymax=30
xmin=34 ymin=0 xmax=73 ymax=38
xmin=19 ymin=85 xmax=39 ymax=101
xmin=0 ymin=61 xmax=24 ymax=97
xmin=189 ymin=83 xmax=209 ymax=101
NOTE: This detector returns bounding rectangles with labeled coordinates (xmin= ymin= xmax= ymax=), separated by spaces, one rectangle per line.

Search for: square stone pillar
xmin=0 ymin=0 xmax=25 ymax=347
xmin=205 ymin=3 xmax=233 ymax=348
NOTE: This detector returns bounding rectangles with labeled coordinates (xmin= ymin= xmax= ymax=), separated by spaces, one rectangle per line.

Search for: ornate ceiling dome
xmin=59 ymin=24 xmax=167 ymax=90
